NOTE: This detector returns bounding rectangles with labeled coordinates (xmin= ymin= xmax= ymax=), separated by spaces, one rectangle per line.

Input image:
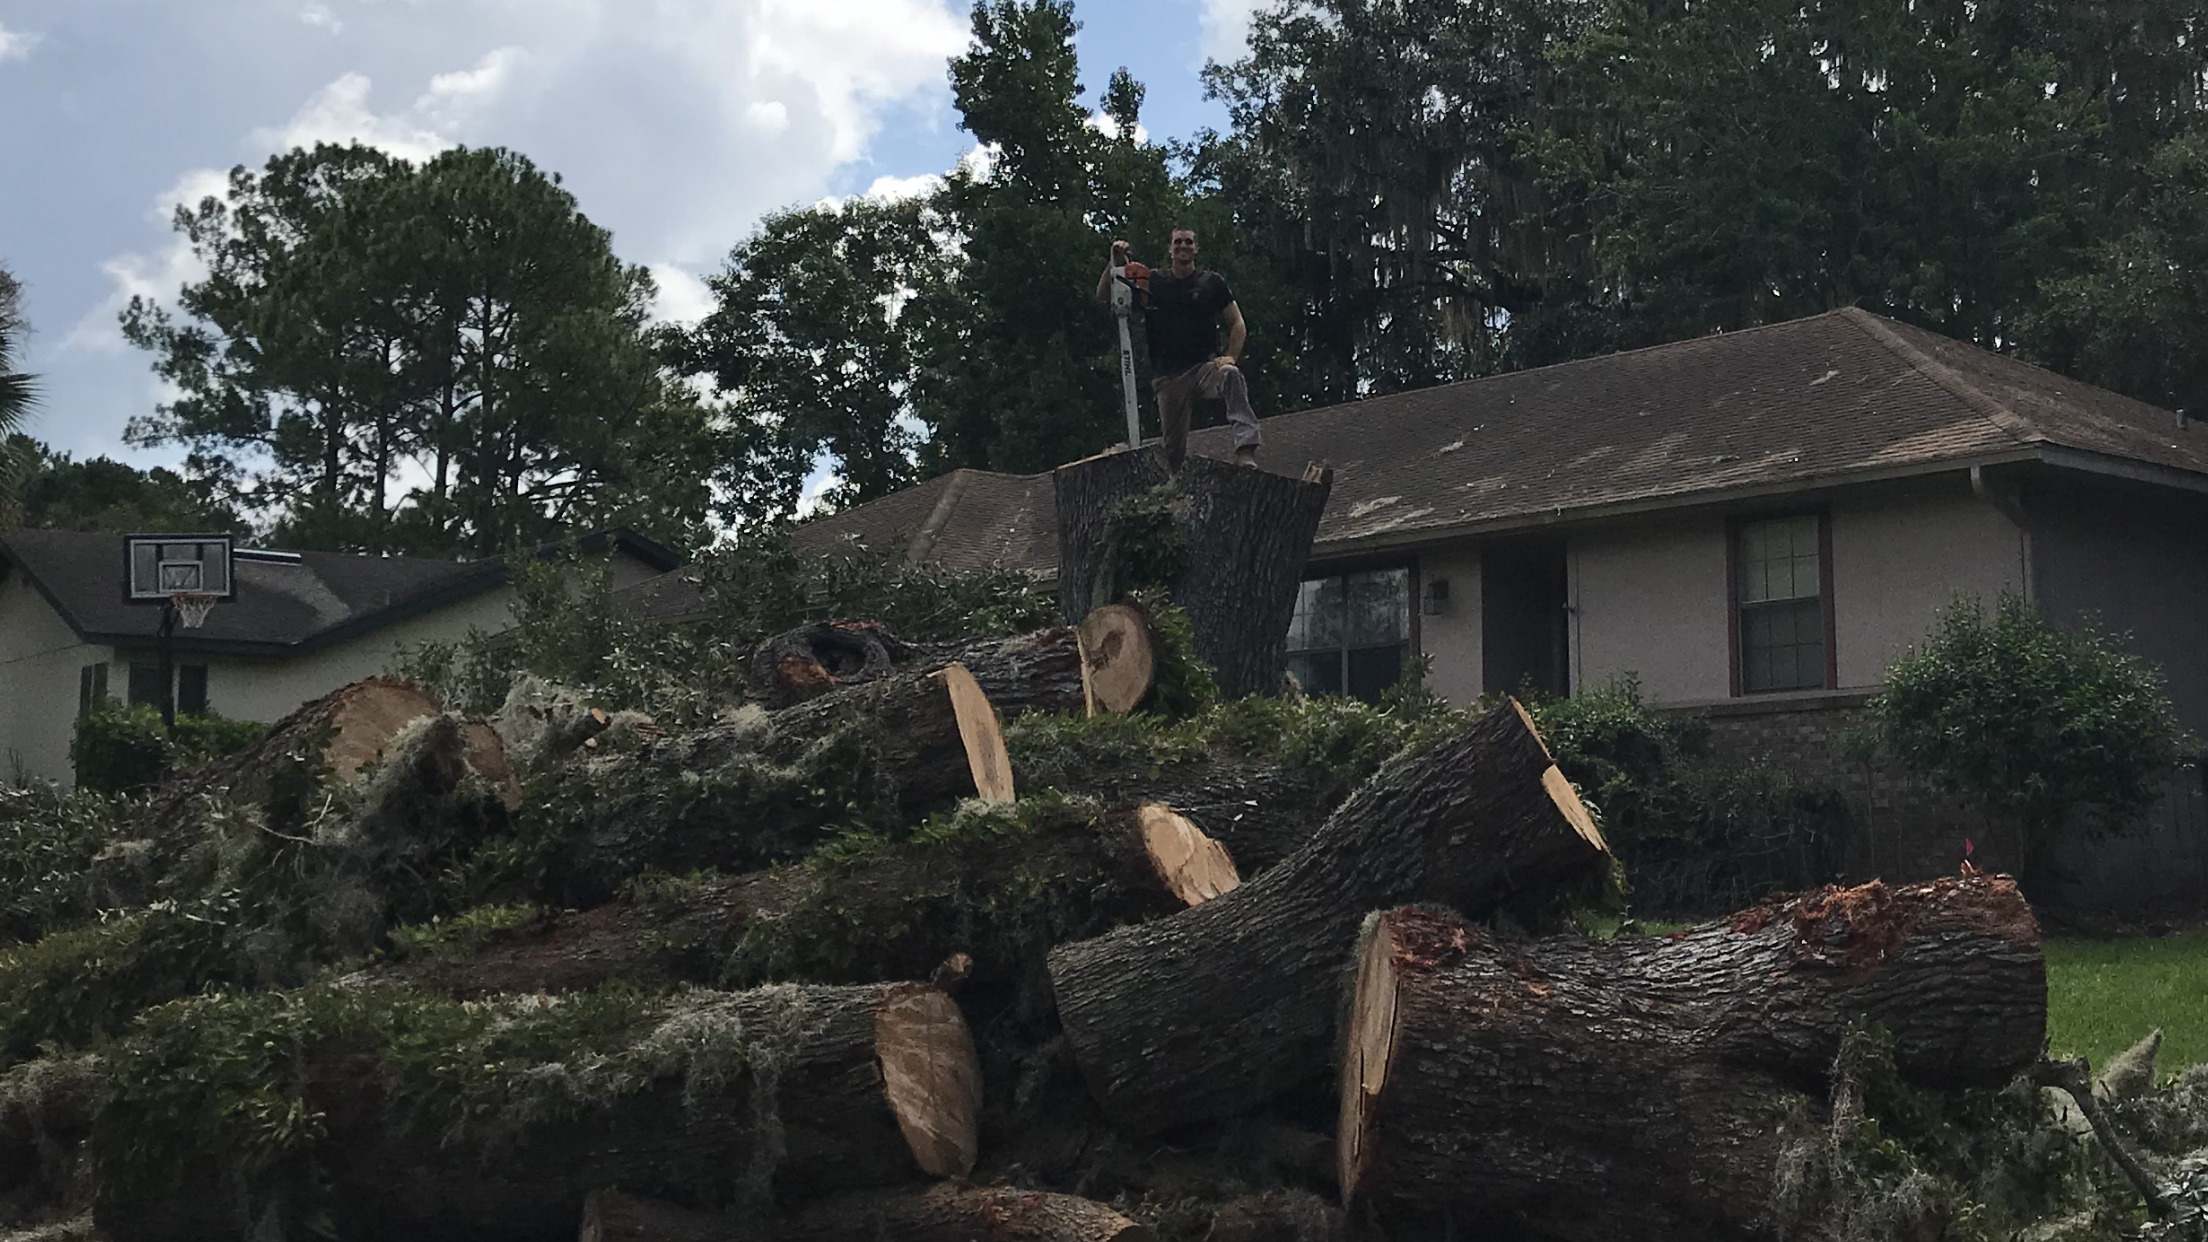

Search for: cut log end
xmin=1077 ymin=603 xmax=1157 ymax=714
xmin=874 ymin=986 xmax=983 ymax=1178
xmin=1137 ymin=803 xmax=1240 ymax=905
xmin=317 ymin=678 xmax=443 ymax=783
xmin=1338 ymin=912 xmax=1402 ymax=1203
xmin=937 ymin=662 xmax=1016 ymax=804
xmin=1542 ymin=764 xmax=1609 ymax=855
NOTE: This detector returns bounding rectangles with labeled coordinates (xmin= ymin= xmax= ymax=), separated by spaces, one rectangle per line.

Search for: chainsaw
xmin=1108 ymin=259 xmax=1151 ymax=450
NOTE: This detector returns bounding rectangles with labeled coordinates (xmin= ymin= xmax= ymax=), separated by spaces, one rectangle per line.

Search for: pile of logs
xmin=4 ymin=454 xmax=2053 ymax=1242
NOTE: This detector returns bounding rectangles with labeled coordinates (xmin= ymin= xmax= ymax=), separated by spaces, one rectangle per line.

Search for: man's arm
xmin=1096 ymin=239 xmax=1130 ymax=304
xmin=1220 ymin=300 xmax=1248 ymax=363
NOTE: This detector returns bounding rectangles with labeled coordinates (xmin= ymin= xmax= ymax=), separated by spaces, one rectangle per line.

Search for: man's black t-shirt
xmin=1142 ymin=268 xmax=1234 ymax=375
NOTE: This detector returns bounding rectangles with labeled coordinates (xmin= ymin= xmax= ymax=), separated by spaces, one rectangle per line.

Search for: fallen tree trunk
xmin=99 ymin=983 xmax=983 ymax=1242
xmin=1049 ymin=761 xmax=1331 ymax=875
xmin=1046 ymin=700 xmax=1610 ymax=1134
xmin=756 ymin=614 xmax=1159 ymax=720
xmin=146 ymin=675 xmax=441 ymax=825
xmin=1053 ymin=451 xmax=1329 ymax=699
xmin=751 ymin=621 xmax=911 ymax=708
xmin=773 ymin=1184 xmax=1154 ymax=1242
xmin=1338 ymin=881 xmax=2046 ymax=1241
xmin=529 ymin=661 xmax=1014 ymax=904
xmin=381 ymin=802 xmax=1240 ymax=1000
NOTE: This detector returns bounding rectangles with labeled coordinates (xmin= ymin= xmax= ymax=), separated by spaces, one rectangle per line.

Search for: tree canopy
xmin=0 ymin=265 xmax=35 ymax=528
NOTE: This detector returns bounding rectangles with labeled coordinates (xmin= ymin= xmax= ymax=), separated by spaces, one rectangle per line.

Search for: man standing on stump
xmin=1096 ymin=227 xmax=1263 ymax=469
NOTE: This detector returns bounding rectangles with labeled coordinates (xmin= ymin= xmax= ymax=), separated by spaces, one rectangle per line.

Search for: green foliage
xmin=0 ymin=902 xmax=246 ymax=1065
xmin=1532 ymin=677 xmax=1852 ymax=917
xmin=69 ymin=705 xmax=265 ymax=794
xmin=1129 ymin=590 xmax=1217 ymax=718
xmin=0 ymin=785 xmax=126 ymax=944
xmin=1871 ymin=593 xmax=2191 ymax=885
xmin=398 ymin=532 xmax=1055 ymax=722
xmin=5 ymin=434 xmax=246 ymax=534
xmin=386 ymin=903 xmax=543 ymax=961
xmin=0 ymin=265 xmax=33 ymax=524
xmin=119 ymin=143 xmax=710 ymax=555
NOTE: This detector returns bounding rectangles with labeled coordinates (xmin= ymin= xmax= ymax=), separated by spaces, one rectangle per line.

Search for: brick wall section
xmin=1665 ymin=692 xmax=2208 ymax=913
xmin=1668 ymin=691 xmax=1984 ymax=887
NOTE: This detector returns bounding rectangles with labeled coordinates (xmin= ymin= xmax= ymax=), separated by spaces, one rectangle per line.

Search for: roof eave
xmin=2037 ymin=445 xmax=2208 ymax=497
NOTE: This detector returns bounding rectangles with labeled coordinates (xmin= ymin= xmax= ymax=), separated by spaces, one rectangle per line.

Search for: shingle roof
xmin=0 ymin=528 xmax=682 ymax=655
xmin=797 ymin=308 xmax=2207 ymax=575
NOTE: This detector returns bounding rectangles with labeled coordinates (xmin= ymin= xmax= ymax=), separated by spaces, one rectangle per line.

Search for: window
xmin=1734 ymin=514 xmax=1830 ymax=693
xmin=77 ymin=664 xmax=109 ymax=719
xmin=1285 ymin=567 xmax=1412 ymax=702
xmin=127 ymin=664 xmax=165 ymax=710
xmin=178 ymin=665 xmax=208 ymax=716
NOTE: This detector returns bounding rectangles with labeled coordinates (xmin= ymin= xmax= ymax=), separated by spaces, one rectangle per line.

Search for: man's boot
xmin=1234 ymin=444 xmax=1259 ymax=469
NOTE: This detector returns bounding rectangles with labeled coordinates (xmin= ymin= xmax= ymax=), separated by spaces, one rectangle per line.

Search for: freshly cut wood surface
xmin=1339 ymin=878 xmax=2046 ymax=1240
xmin=1047 ymin=700 xmax=1610 ymax=1134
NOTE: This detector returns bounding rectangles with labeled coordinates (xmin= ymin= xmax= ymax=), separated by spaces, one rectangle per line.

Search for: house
xmin=0 ymin=528 xmax=680 ymax=787
xmin=797 ymin=308 xmax=2208 ymax=901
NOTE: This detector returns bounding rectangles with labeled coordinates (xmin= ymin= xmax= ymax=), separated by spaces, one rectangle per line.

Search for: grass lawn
xmin=2045 ymin=930 xmax=2208 ymax=1075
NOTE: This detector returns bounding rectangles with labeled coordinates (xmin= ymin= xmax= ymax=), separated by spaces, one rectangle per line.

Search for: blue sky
xmin=0 ymin=0 xmax=1261 ymax=485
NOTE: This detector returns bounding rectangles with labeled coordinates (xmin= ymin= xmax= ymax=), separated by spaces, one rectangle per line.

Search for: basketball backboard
xmin=124 ymin=534 xmax=236 ymax=604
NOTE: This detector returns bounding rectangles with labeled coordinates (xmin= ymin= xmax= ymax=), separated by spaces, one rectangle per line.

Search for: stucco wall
xmin=2031 ymin=474 xmax=2208 ymax=737
xmin=1828 ymin=480 xmax=2025 ymax=689
xmin=0 ymin=571 xmax=108 ymax=785
xmin=1416 ymin=544 xmax=1483 ymax=705
xmin=112 ymin=584 xmax=523 ymax=726
xmin=1567 ymin=512 xmax=1731 ymax=704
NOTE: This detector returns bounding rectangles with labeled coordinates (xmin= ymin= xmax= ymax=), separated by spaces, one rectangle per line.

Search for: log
xmin=146 ymin=675 xmax=440 ymax=824
xmin=99 ymin=983 xmax=983 ymax=1242
xmin=1045 ymin=700 xmax=1610 ymax=1134
xmin=1337 ymin=880 xmax=2047 ymax=1241
xmin=750 ymin=621 xmax=910 ymax=708
xmin=773 ymin=1184 xmax=1153 ymax=1242
xmin=380 ymin=802 xmax=1241 ymax=1000
xmin=1052 ymin=451 xmax=1330 ymax=699
xmin=1077 ymin=603 xmax=1156 ymax=714
xmin=532 ymin=661 xmax=1016 ymax=903
xmin=580 ymin=1187 xmax=730 ymax=1242
xmin=1049 ymin=761 xmax=1331 ymax=875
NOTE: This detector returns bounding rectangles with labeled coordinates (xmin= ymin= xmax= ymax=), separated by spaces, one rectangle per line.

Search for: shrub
xmin=1870 ymin=592 xmax=2191 ymax=888
xmin=0 ymin=784 xmax=126 ymax=943
xmin=1533 ymin=677 xmax=1852 ymax=917
xmin=69 ymin=704 xmax=266 ymax=794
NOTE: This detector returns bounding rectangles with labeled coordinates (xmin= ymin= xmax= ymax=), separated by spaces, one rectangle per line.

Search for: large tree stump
xmin=1045 ymin=701 xmax=1610 ymax=1134
xmin=774 ymin=1184 xmax=1154 ymax=1241
xmin=98 ymin=984 xmax=983 ymax=1242
xmin=1053 ymin=450 xmax=1330 ymax=699
xmin=379 ymin=802 xmax=1241 ymax=1000
xmin=1338 ymin=880 xmax=2047 ymax=1241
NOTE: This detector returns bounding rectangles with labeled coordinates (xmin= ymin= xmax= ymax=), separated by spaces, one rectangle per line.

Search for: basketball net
xmin=170 ymin=592 xmax=218 ymax=630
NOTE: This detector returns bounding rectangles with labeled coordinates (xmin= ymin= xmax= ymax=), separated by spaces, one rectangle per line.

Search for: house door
xmin=1482 ymin=540 xmax=1569 ymax=699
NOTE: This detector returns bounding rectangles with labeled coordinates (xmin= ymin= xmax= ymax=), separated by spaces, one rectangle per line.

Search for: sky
xmin=0 ymin=0 xmax=1266 ymax=494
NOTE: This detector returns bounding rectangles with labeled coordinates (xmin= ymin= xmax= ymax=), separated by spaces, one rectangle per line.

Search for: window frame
xmin=1283 ymin=557 xmax=1421 ymax=702
xmin=1727 ymin=511 xmax=1837 ymax=696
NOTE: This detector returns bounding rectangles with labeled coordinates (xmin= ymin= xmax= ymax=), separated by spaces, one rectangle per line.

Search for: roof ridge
xmin=1835 ymin=308 xmax=2042 ymax=449
xmin=1190 ymin=309 xmax=1869 ymax=444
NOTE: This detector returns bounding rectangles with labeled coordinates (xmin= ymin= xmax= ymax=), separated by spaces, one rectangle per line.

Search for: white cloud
xmin=746 ymin=100 xmax=791 ymax=134
xmin=417 ymin=46 xmax=525 ymax=126
xmin=648 ymin=262 xmax=716 ymax=327
xmin=298 ymin=4 xmax=342 ymax=35
xmin=1198 ymin=0 xmax=1263 ymax=67
xmin=0 ymin=20 xmax=41 ymax=62
xmin=1087 ymin=109 xmax=1149 ymax=145
xmin=62 ymin=169 xmax=230 ymax=352
xmin=860 ymin=171 xmax=942 ymax=202
xmin=253 ymin=72 xmax=454 ymax=164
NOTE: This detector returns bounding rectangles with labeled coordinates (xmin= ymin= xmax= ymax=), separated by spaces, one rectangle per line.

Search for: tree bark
xmin=1048 ymin=761 xmax=1332 ymax=876
xmin=580 ymin=1187 xmax=731 ymax=1242
xmin=99 ymin=984 xmax=982 ymax=1242
xmin=379 ymin=803 xmax=1240 ymax=1000
xmin=750 ymin=621 xmax=909 ymax=708
xmin=1052 ymin=451 xmax=1330 ymax=699
xmin=772 ymin=1184 xmax=1153 ymax=1242
xmin=146 ymin=675 xmax=442 ymax=825
xmin=1045 ymin=700 xmax=1610 ymax=1134
xmin=1338 ymin=880 xmax=2047 ymax=1241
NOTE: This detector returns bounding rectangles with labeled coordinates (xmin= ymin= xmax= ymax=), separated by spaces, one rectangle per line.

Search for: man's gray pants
xmin=1152 ymin=359 xmax=1261 ymax=469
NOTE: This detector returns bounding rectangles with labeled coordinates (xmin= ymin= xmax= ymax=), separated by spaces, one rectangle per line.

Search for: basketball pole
xmin=157 ymin=599 xmax=176 ymax=735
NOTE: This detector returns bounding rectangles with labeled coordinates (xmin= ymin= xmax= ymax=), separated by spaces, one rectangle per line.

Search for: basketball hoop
xmin=170 ymin=592 xmax=218 ymax=630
